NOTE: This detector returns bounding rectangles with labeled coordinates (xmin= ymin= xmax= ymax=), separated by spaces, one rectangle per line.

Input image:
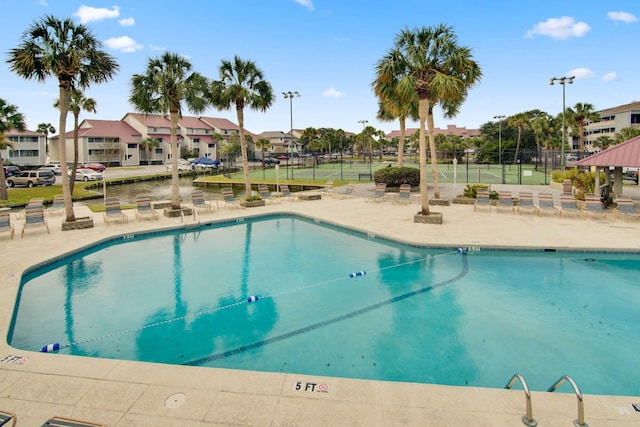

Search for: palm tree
xmin=565 ymin=102 xmax=600 ymax=151
xmin=615 ymin=127 xmax=640 ymax=144
xmin=36 ymin=122 xmax=56 ymax=159
xmin=209 ymin=56 xmax=274 ymax=197
xmin=594 ymin=135 xmax=613 ymax=151
xmin=55 ymin=88 xmax=97 ymax=194
xmin=129 ymin=52 xmax=209 ymax=210
xmin=140 ymin=137 xmax=160 ymax=165
xmin=7 ymin=15 xmax=118 ymax=221
xmin=374 ymin=24 xmax=481 ymax=213
xmin=255 ymin=137 xmax=271 ymax=161
xmin=0 ymin=99 xmax=26 ymax=200
xmin=508 ymin=112 xmax=531 ymax=164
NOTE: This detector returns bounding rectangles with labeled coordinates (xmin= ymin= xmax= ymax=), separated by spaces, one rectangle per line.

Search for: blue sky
xmin=2 ymin=0 xmax=640 ymax=135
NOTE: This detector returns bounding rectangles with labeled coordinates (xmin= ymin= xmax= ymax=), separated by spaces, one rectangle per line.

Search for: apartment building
xmin=584 ymin=101 xmax=640 ymax=152
xmin=1 ymin=129 xmax=47 ymax=166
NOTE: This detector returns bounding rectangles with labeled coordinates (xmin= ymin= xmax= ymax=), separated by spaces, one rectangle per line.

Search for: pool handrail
xmin=504 ymin=373 xmax=537 ymax=426
xmin=547 ymin=375 xmax=587 ymax=427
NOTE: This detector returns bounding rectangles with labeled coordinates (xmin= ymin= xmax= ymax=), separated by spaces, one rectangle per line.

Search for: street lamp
xmin=493 ymin=114 xmax=505 ymax=184
xmin=283 ymin=91 xmax=300 ymax=180
xmin=358 ymin=119 xmax=370 ymax=177
xmin=549 ymin=76 xmax=575 ymax=168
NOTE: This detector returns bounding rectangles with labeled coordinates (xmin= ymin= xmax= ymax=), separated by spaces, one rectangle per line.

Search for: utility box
xmin=562 ymin=179 xmax=573 ymax=194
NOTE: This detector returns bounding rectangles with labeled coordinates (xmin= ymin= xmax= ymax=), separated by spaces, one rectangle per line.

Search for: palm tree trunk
xmin=169 ymin=110 xmax=181 ymax=210
xmin=397 ymin=118 xmax=406 ymax=168
xmin=70 ymin=113 xmax=80 ymax=195
xmin=418 ymin=98 xmax=430 ymax=215
xmin=58 ymin=83 xmax=75 ymax=222
xmin=0 ymin=153 xmax=7 ymax=200
xmin=427 ymin=106 xmax=440 ymax=199
xmin=236 ymin=107 xmax=252 ymax=197
xmin=513 ymin=126 xmax=522 ymax=164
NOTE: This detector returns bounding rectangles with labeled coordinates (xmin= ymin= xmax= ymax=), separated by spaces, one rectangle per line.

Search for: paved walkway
xmin=1 ymin=174 xmax=639 ymax=426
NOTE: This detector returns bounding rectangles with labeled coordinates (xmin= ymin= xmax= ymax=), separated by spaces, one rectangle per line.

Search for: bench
xmin=358 ymin=173 xmax=373 ymax=181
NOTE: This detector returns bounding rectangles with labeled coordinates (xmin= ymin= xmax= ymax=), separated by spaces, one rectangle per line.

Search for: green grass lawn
xmin=0 ymin=182 xmax=101 ymax=207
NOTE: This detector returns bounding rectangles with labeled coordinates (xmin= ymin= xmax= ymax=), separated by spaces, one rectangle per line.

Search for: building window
xmin=193 ymin=138 xmax=200 ymax=143
xmin=127 ymin=143 xmax=137 ymax=148
xmin=631 ymin=113 xmax=640 ymax=124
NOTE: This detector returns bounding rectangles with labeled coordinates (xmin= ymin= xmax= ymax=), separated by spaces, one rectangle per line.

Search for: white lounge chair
xmin=474 ymin=189 xmax=491 ymax=212
xmin=0 ymin=209 xmax=14 ymax=240
xmin=21 ymin=204 xmax=49 ymax=237
xmin=135 ymin=195 xmax=160 ymax=221
xmin=103 ymin=197 xmax=128 ymax=225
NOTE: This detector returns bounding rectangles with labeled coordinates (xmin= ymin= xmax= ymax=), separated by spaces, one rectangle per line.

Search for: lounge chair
xmin=474 ymin=189 xmax=491 ymax=212
xmin=393 ymin=183 xmax=413 ymax=205
xmin=583 ymin=193 xmax=608 ymax=219
xmin=365 ymin=183 xmax=387 ymax=202
xmin=21 ymin=204 xmax=49 ymax=238
xmin=16 ymin=198 xmax=45 ymax=220
xmin=0 ymin=409 xmax=16 ymax=427
xmin=280 ymin=184 xmax=297 ymax=201
xmin=42 ymin=415 xmax=104 ymax=426
xmin=258 ymin=184 xmax=280 ymax=204
xmin=556 ymin=194 xmax=581 ymax=217
xmin=47 ymin=194 xmax=65 ymax=216
xmin=189 ymin=190 xmax=215 ymax=216
xmin=103 ymin=197 xmax=128 ymax=225
xmin=537 ymin=192 xmax=556 ymax=216
xmin=516 ymin=192 xmax=537 ymax=215
xmin=614 ymin=195 xmax=640 ymax=221
xmin=221 ymin=188 xmax=243 ymax=209
xmin=496 ymin=191 xmax=515 ymax=213
xmin=337 ymin=183 xmax=356 ymax=199
xmin=0 ymin=209 xmax=15 ymax=240
xmin=135 ymin=195 xmax=160 ymax=221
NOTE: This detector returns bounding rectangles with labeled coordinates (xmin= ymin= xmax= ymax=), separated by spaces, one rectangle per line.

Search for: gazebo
xmin=575 ymin=135 xmax=640 ymax=196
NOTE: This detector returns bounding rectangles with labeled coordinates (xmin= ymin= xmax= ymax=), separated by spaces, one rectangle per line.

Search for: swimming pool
xmin=9 ymin=214 xmax=640 ymax=396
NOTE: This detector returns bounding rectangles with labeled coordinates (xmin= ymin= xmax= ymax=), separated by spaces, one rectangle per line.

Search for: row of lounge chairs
xmin=474 ymin=190 xmax=640 ymax=220
xmin=0 ymin=411 xmax=104 ymax=426
xmin=364 ymin=183 xmax=416 ymax=204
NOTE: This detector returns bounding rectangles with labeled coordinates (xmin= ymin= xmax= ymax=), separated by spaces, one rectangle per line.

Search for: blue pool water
xmin=9 ymin=215 xmax=640 ymax=396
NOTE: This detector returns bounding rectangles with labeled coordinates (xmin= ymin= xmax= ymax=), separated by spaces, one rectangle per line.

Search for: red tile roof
xmin=60 ymin=120 xmax=140 ymax=142
xmin=575 ymin=136 xmax=640 ymax=167
xmin=125 ymin=113 xmax=171 ymax=127
xmin=386 ymin=125 xmax=480 ymax=139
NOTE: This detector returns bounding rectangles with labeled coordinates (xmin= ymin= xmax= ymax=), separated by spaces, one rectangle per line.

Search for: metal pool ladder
xmin=547 ymin=375 xmax=588 ymax=427
xmin=504 ymin=373 xmax=537 ymax=426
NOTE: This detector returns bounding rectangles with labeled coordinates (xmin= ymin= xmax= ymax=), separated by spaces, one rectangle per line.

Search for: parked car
xmin=40 ymin=163 xmax=62 ymax=175
xmin=81 ymin=163 xmax=106 ymax=172
xmin=70 ymin=168 xmax=103 ymax=181
xmin=263 ymin=158 xmax=280 ymax=165
xmin=624 ymin=167 xmax=639 ymax=183
xmin=3 ymin=165 xmax=21 ymax=177
xmin=7 ymin=170 xmax=55 ymax=187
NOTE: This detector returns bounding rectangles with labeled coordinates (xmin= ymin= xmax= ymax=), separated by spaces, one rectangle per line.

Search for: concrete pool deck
xmin=1 ymin=181 xmax=639 ymax=426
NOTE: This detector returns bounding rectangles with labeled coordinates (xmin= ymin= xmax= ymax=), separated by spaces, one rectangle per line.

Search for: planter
xmin=414 ymin=211 xmax=443 ymax=224
xmin=298 ymin=193 xmax=322 ymax=201
xmin=240 ymin=200 xmax=266 ymax=208
xmin=453 ymin=196 xmax=475 ymax=205
xmin=429 ymin=198 xmax=450 ymax=206
xmin=62 ymin=216 xmax=94 ymax=231
xmin=163 ymin=206 xmax=192 ymax=218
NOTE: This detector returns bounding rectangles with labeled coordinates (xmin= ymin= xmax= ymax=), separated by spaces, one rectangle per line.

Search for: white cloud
xmin=608 ymin=11 xmax=638 ymax=23
xmin=568 ymin=68 xmax=595 ymax=79
xmin=149 ymin=45 xmax=166 ymax=51
xmin=104 ymin=36 xmax=143 ymax=53
xmin=119 ymin=17 xmax=135 ymax=27
xmin=323 ymin=88 xmax=344 ymax=98
xmin=525 ymin=16 xmax=590 ymax=39
xmin=74 ymin=5 xmax=120 ymax=24
xmin=294 ymin=0 xmax=314 ymax=11
xmin=36 ymin=0 xmax=48 ymax=6
xmin=603 ymin=72 xmax=618 ymax=82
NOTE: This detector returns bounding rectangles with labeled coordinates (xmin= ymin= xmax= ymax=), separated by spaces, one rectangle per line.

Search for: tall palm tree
xmin=36 ymin=122 xmax=56 ymax=159
xmin=374 ymin=24 xmax=481 ymax=213
xmin=140 ymin=137 xmax=160 ymax=165
xmin=0 ymin=99 xmax=26 ymax=200
xmin=55 ymin=88 xmax=97 ymax=194
xmin=255 ymin=137 xmax=271 ymax=160
xmin=209 ymin=56 xmax=274 ymax=197
xmin=565 ymin=102 xmax=600 ymax=151
xmin=508 ymin=112 xmax=531 ymax=164
xmin=130 ymin=52 xmax=209 ymax=210
xmin=7 ymin=15 xmax=118 ymax=222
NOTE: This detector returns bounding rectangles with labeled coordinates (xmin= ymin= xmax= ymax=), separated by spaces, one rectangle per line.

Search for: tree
xmin=0 ymin=99 xmax=26 ymax=200
xmin=36 ymin=122 xmax=56 ymax=158
xmin=593 ymin=135 xmax=613 ymax=151
xmin=210 ymin=56 xmax=274 ymax=197
xmin=375 ymin=24 xmax=481 ymax=214
xmin=55 ymin=88 xmax=97 ymax=194
xmin=615 ymin=127 xmax=640 ymax=144
xmin=140 ymin=137 xmax=160 ymax=165
xmin=7 ymin=15 xmax=118 ymax=221
xmin=130 ymin=52 xmax=208 ymax=210
xmin=255 ymin=137 xmax=271 ymax=160
xmin=508 ymin=112 xmax=532 ymax=164
xmin=565 ymin=102 xmax=599 ymax=151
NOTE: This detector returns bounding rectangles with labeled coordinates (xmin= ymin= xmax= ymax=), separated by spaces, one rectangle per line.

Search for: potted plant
xmin=241 ymin=195 xmax=265 ymax=208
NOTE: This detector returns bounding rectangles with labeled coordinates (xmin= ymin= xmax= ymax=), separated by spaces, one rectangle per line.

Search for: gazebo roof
xmin=575 ymin=136 xmax=640 ymax=167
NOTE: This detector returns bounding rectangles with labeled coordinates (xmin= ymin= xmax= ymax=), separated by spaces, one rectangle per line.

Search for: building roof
xmin=575 ymin=136 xmax=640 ymax=167
xmin=6 ymin=129 xmax=43 ymax=136
xmin=124 ymin=113 xmax=171 ymax=127
xmin=54 ymin=120 xmax=140 ymax=142
xmin=386 ymin=125 xmax=480 ymax=139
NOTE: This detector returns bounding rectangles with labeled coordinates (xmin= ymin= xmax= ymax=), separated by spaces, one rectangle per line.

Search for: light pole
xmin=549 ymin=76 xmax=575 ymax=168
xmin=493 ymin=114 xmax=505 ymax=184
xmin=358 ymin=119 xmax=369 ymax=177
xmin=283 ymin=91 xmax=300 ymax=180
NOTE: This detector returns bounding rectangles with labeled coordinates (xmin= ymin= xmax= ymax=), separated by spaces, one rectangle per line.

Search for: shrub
xmin=552 ymin=168 xmax=604 ymax=194
xmin=373 ymin=166 xmax=420 ymax=187
xmin=244 ymin=195 xmax=262 ymax=202
xmin=462 ymin=184 xmax=498 ymax=199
